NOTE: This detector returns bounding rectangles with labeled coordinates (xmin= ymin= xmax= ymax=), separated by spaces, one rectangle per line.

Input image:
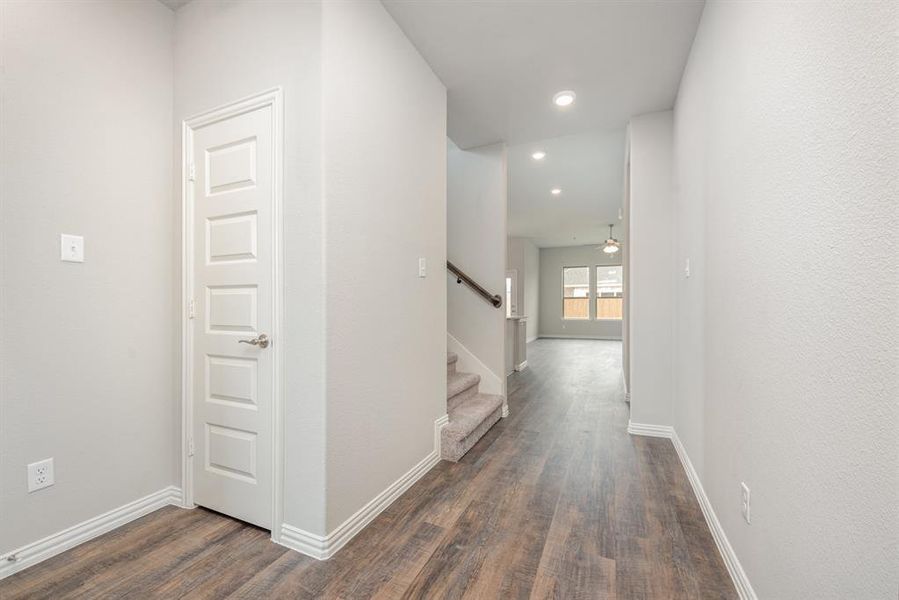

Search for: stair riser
xmin=447 ymin=382 xmax=479 ymax=412
xmin=441 ymin=406 xmax=503 ymax=462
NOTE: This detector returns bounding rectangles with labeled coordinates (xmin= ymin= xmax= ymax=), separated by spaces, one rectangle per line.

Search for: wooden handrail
xmin=447 ymin=260 xmax=503 ymax=308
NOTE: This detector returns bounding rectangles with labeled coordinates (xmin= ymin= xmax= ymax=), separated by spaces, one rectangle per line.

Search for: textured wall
xmin=1 ymin=0 xmax=175 ymax=553
xmin=447 ymin=141 xmax=507 ymax=384
xmin=523 ymin=239 xmax=540 ymax=342
xmin=507 ymin=237 xmax=540 ymax=341
xmin=674 ymin=1 xmax=898 ymax=596
xmin=323 ymin=0 xmax=447 ymax=532
xmin=627 ymin=111 xmax=675 ymax=427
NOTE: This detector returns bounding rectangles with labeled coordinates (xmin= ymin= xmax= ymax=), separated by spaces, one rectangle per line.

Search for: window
xmin=596 ymin=265 xmax=623 ymax=320
xmin=562 ymin=266 xmax=590 ymax=319
xmin=505 ymin=269 xmax=518 ymax=318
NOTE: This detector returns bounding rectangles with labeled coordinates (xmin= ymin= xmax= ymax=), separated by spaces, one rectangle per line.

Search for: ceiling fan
xmin=597 ymin=223 xmax=620 ymax=254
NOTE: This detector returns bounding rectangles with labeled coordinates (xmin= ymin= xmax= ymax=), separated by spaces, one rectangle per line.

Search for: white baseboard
xmin=671 ymin=432 xmax=757 ymax=600
xmin=538 ymin=334 xmax=622 ymax=341
xmin=434 ymin=413 xmax=449 ymax=455
xmin=626 ymin=420 xmax=674 ymax=438
xmin=526 ymin=336 xmax=538 ymax=344
xmin=0 ymin=486 xmax=183 ymax=580
xmin=514 ymin=360 xmax=528 ymax=372
xmin=279 ymin=415 xmax=447 ymax=561
xmin=279 ymin=524 xmax=328 ymax=559
xmin=628 ymin=422 xmax=756 ymax=599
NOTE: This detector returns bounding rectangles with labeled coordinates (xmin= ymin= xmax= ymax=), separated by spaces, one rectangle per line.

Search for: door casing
xmin=180 ymin=87 xmax=284 ymax=543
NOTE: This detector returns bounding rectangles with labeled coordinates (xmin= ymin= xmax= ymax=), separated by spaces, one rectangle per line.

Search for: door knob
xmin=238 ymin=334 xmax=269 ymax=348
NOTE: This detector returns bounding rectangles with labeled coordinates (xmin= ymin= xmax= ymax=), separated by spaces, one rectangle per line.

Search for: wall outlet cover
xmin=27 ymin=458 xmax=55 ymax=492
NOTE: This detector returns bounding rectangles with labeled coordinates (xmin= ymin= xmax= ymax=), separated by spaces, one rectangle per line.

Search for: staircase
xmin=442 ymin=351 xmax=504 ymax=461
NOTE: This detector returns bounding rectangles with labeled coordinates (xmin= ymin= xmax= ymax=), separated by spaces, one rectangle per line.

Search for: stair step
xmin=447 ymin=371 xmax=480 ymax=411
xmin=447 ymin=351 xmax=458 ymax=375
xmin=441 ymin=393 xmax=504 ymax=462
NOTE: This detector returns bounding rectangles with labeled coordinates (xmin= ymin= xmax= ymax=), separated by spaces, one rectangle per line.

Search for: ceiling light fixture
xmin=531 ymin=151 xmax=546 ymax=160
xmin=553 ymin=90 xmax=576 ymax=107
xmin=551 ymin=188 xmax=562 ymax=196
xmin=601 ymin=224 xmax=620 ymax=254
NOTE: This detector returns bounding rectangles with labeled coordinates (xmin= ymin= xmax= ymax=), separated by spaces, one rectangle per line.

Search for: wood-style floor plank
xmin=0 ymin=340 xmax=736 ymax=599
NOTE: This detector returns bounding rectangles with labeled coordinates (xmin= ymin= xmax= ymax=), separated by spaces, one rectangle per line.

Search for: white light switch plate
xmin=61 ymin=234 xmax=84 ymax=262
xmin=418 ymin=257 xmax=427 ymax=278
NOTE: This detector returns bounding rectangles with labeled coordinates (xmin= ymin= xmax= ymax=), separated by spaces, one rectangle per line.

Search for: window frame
xmin=561 ymin=265 xmax=591 ymax=320
xmin=595 ymin=263 xmax=623 ymax=321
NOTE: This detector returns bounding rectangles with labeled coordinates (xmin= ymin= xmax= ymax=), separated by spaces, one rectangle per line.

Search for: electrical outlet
xmin=27 ymin=458 xmax=54 ymax=493
xmin=741 ymin=482 xmax=751 ymax=524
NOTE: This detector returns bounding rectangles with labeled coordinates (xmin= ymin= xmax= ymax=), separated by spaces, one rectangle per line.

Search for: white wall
xmin=322 ymin=0 xmax=447 ymax=532
xmin=0 ymin=0 xmax=175 ymax=553
xmin=508 ymin=237 xmax=540 ymax=341
xmin=177 ymin=0 xmax=447 ymax=537
xmin=523 ymin=240 xmax=539 ymax=342
xmin=175 ymin=0 xmax=328 ymax=535
xmin=539 ymin=245 xmax=623 ymax=339
xmin=621 ymin=160 xmax=631 ymax=394
xmin=3 ymin=0 xmax=447 ymax=556
xmin=627 ymin=111 xmax=674 ymax=427
xmin=673 ymin=1 xmax=898 ymax=597
xmin=447 ymin=140 xmax=507 ymax=394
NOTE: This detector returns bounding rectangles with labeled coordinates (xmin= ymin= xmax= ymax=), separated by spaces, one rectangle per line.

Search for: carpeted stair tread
xmin=444 ymin=393 xmax=504 ymax=438
xmin=442 ymin=347 xmax=505 ymax=461
xmin=447 ymin=371 xmax=479 ymax=400
xmin=441 ymin=393 xmax=504 ymax=461
xmin=447 ymin=351 xmax=459 ymax=376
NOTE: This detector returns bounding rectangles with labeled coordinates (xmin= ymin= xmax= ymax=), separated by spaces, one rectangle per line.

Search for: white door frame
xmin=180 ymin=88 xmax=284 ymax=543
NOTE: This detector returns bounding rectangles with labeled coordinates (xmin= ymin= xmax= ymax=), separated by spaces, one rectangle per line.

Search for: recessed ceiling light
xmin=551 ymin=188 xmax=562 ymax=196
xmin=553 ymin=90 xmax=576 ymax=107
xmin=531 ymin=151 xmax=546 ymax=160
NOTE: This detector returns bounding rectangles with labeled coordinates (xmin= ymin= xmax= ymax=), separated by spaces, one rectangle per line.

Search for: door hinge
xmin=188 ymin=437 xmax=195 ymax=457
xmin=188 ymin=162 xmax=196 ymax=182
xmin=188 ymin=299 xmax=196 ymax=319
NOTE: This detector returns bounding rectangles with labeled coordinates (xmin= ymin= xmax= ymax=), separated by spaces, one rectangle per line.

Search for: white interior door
xmin=190 ymin=102 xmax=273 ymax=529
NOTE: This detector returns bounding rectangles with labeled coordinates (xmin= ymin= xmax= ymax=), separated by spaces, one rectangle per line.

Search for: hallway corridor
xmin=1 ymin=340 xmax=735 ymax=599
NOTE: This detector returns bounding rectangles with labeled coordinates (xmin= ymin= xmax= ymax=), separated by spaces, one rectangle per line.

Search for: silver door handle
xmin=238 ymin=334 xmax=269 ymax=348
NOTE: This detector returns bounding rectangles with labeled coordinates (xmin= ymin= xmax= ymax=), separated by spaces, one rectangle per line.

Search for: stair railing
xmin=447 ymin=260 xmax=503 ymax=308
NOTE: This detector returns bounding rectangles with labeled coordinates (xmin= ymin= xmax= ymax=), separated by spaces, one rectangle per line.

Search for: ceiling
xmin=161 ymin=1 xmax=702 ymax=248
xmin=382 ymin=0 xmax=705 ymax=150
xmin=509 ymin=129 xmax=625 ymax=247
xmin=384 ymin=0 xmax=703 ymax=247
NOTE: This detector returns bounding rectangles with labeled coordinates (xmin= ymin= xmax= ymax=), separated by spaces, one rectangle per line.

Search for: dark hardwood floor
xmin=1 ymin=339 xmax=736 ymax=599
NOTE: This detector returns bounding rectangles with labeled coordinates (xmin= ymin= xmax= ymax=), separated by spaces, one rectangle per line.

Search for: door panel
xmin=191 ymin=103 xmax=273 ymax=529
